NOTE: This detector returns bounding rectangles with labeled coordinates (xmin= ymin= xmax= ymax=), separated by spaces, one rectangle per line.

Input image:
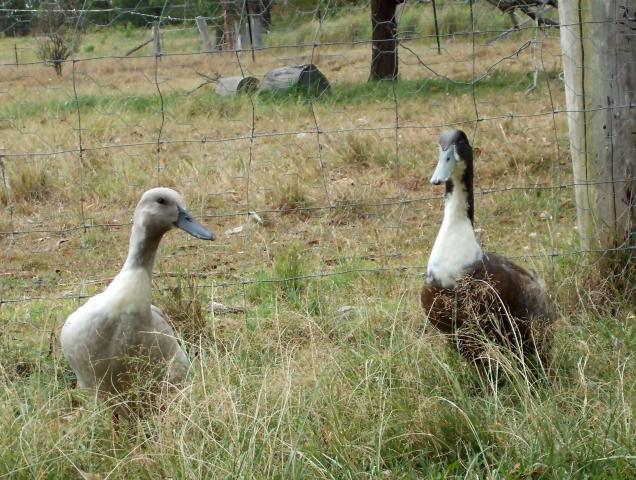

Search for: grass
xmin=0 ymin=7 xmax=634 ymax=479
xmin=1 ymin=292 xmax=634 ymax=478
xmin=154 ymin=270 xmax=209 ymax=347
xmin=0 ymin=160 xmax=52 ymax=205
xmin=266 ymin=173 xmax=314 ymax=216
xmin=267 ymin=1 xmax=517 ymax=47
xmin=0 ymin=93 xmax=175 ymax=121
xmin=0 ymin=70 xmax=556 ymax=124
xmin=336 ymin=132 xmax=395 ymax=167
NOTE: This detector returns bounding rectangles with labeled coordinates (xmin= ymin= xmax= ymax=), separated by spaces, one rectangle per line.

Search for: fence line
xmin=0 ymin=1 xmax=633 ymax=320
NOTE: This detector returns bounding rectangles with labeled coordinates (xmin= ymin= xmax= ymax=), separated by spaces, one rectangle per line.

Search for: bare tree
xmin=37 ymin=32 xmax=72 ymax=75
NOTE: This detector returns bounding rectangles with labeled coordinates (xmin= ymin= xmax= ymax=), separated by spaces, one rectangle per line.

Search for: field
xmin=0 ymin=2 xmax=635 ymax=478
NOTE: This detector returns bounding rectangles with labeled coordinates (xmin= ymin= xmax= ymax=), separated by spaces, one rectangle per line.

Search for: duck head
xmin=134 ymin=187 xmax=215 ymax=240
xmin=430 ymin=129 xmax=473 ymax=185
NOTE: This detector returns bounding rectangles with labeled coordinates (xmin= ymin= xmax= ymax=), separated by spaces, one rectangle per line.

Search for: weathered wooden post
xmin=196 ymin=16 xmax=214 ymax=53
xmin=152 ymin=22 xmax=161 ymax=57
xmin=559 ymin=2 xmax=635 ymax=254
xmin=222 ymin=1 xmax=236 ymax=50
xmin=248 ymin=0 xmax=265 ymax=49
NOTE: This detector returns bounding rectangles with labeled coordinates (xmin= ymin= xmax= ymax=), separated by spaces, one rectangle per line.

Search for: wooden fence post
xmin=222 ymin=3 xmax=236 ymax=50
xmin=196 ymin=16 xmax=214 ymax=53
xmin=152 ymin=22 xmax=161 ymax=58
xmin=559 ymin=1 xmax=636 ymax=253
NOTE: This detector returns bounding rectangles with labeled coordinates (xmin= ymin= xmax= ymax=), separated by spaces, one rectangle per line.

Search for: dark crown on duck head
xmin=435 ymin=129 xmax=475 ymax=224
xmin=439 ymin=130 xmax=472 ymax=160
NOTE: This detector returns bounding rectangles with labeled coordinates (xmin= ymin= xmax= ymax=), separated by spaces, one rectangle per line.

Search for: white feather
xmin=60 ymin=188 xmax=198 ymax=399
xmin=427 ymin=167 xmax=482 ymax=288
xmin=60 ymin=268 xmax=188 ymax=393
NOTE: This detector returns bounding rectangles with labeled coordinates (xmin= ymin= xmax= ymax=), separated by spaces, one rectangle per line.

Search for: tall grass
xmin=267 ymin=1 xmax=513 ymax=46
xmin=1 ymin=160 xmax=55 ymax=205
xmin=1 ymin=271 xmax=635 ymax=478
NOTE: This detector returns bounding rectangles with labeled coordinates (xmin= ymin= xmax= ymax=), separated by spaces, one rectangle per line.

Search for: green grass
xmin=0 ymin=5 xmax=633 ymax=479
xmin=0 ymin=93 xmax=177 ymax=121
xmin=0 ymin=69 xmax=557 ymax=125
xmin=255 ymin=70 xmax=557 ymax=106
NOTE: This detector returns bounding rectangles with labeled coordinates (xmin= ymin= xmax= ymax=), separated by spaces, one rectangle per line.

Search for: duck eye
xmin=157 ymin=197 xmax=165 ymax=205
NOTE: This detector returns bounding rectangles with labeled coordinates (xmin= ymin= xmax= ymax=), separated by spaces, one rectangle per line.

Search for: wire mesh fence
xmin=0 ymin=0 xmax=633 ymax=338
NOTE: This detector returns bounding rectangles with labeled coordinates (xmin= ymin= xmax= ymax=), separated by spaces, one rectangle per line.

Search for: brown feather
xmin=421 ymin=253 xmax=555 ymax=369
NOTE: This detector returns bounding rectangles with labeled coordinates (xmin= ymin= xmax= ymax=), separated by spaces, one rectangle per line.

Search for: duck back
xmin=421 ymin=253 xmax=555 ymax=365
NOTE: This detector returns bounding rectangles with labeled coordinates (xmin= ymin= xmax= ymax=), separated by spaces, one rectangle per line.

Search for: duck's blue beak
xmin=176 ymin=206 xmax=215 ymax=240
xmin=430 ymin=145 xmax=457 ymax=185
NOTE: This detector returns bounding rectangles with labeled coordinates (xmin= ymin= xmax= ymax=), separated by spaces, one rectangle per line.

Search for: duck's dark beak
xmin=176 ymin=206 xmax=215 ymax=240
xmin=430 ymin=145 xmax=456 ymax=185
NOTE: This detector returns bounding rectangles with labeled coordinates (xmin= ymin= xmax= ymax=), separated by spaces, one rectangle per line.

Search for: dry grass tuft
xmin=328 ymin=182 xmax=378 ymax=225
xmin=458 ymin=278 xmax=553 ymax=380
xmin=424 ymin=272 xmax=555 ymax=386
xmin=2 ymin=160 xmax=53 ymax=205
xmin=336 ymin=133 xmax=394 ymax=167
xmin=154 ymin=272 xmax=209 ymax=349
xmin=266 ymin=173 xmax=314 ymax=216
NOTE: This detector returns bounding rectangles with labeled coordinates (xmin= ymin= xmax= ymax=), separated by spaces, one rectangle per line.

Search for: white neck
xmin=122 ymin=223 xmax=163 ymax=273
xmin=426 ymin=170 xmax=482 ymax=288
xmin=100 ymin=223 xmax=158 ymax=306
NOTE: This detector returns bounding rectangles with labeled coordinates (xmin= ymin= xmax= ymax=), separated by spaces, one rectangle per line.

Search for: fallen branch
xmin=125 ymin=38 xmax=153 ymax=57
xmin=486 ymin=18 xmax=533 ymax=45
xmin=211 ymin=301 xmax=246 ymax=314
xmin=187 ymin=70 xmax=221 ymax=95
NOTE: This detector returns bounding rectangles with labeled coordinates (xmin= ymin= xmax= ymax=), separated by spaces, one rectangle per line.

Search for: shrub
xmin=35 ymin=3 xmax=82 ymax=75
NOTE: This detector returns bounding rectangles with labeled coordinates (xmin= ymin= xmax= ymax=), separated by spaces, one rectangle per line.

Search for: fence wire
xmin=0 ymin=0 xmax=633 ymax=333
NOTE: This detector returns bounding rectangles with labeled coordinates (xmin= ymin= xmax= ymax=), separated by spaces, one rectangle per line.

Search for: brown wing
xmin=421 ymin=283 xmax=458 ymax=334
xmin=472 ymin=253 xmax=555 ymax=324
xmin=421 ymin=253 xmax=555 ymax=364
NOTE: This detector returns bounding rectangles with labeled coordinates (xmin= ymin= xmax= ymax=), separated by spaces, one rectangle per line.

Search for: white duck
xmin=61 ymin=188 xmax=215 ymax=411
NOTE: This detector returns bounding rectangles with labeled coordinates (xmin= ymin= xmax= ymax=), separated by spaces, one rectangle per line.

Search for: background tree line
xmin=0 ymin=0 xmax=366 ymax=37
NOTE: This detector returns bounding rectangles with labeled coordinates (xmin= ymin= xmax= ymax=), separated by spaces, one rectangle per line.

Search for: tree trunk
xmin=261 ymin=0 xmax=272 ymax=29
xmin=559 ymin=1 xmax=636 ymax=254
xmin=369 ymin=0 xmax=404 ymax=81
xmin=216 ymin=76 xmax=260 ymax=96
